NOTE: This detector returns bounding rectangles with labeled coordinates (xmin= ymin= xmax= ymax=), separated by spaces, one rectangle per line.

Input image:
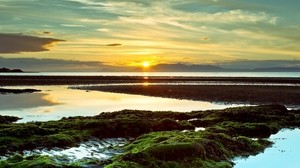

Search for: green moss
xmin=1 ymin=105 xmax=300 ymax=167
xmin=147 ymin=142 xmax=206 ymax=160
xmin=7 ymin=154 xmax=23 ymax=162
xmin=206 ymin=122 xmax=280 ymax=138
xmin=0 ymin=112 xmax=193 ymax=154
xmin=110 ymin=130 xmax=272 ymax=168
xmin=105 ymin=161 xmax=143 ymax=168
xmin=0 ymin=136 xmax=23 ymax=153
xmin=106 ymin=157 xmax=233 ymax=168
xmin=0 ymin=123 xmax=53 ymax=137
xmin=0 ymin=155 xmax=60 ymax=168
xmin=0 ymin=155 xmax=100 ymax=168
xmin=46 ymin=133 xmax=76 ymax=147
xmin=199 ymin=160 xmax=233 ymax=168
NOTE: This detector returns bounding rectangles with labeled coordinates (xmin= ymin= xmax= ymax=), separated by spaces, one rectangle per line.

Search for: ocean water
xmin=0 ymin=71 xmax=300 ymax=77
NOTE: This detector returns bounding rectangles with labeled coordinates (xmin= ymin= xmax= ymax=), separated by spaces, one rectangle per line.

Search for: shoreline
xmin=1 ymin=75 xmax=300 ymax=86
xmin=0 ymin=76 xmax=300 ymax=86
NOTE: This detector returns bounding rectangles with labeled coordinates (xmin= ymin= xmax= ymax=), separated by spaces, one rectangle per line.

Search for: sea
xmin=0 ymin=71 xmax=300 ymax=78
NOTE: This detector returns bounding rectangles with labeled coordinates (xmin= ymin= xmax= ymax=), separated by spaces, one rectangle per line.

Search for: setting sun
xmin=142 ymin=61 xmax=150 ymax=68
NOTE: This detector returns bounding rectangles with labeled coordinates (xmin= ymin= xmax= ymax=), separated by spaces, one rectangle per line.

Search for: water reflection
xmin=234 ymin=129 xmax=300 ymax=168
xmin=0 ymin=86 xmax=244 ymax=123
xmin=0 ymin=93 xmax=60 ymax=110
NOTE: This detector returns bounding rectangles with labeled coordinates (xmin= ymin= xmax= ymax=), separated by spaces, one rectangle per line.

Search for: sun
xmin=142 ymin=61 xmax=150 ymax=68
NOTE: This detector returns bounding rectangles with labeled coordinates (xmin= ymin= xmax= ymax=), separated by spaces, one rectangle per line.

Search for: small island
xmin=0 ymin=88 xmax=41 ymax=94
xmin=0 ymin=67 xmax=23 ymax=73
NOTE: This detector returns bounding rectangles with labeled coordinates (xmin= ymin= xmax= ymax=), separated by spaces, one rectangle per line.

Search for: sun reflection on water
xmin=0 ymin=85 xmax=244 ymax=123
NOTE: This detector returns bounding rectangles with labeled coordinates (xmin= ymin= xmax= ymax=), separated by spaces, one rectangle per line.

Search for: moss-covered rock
xmin=0 ymin=155 xmax=60 ymax=168
xmin=106 ymin=131 xmax=271 ymax=168
xmin=206 ymin=122 xmax=280 ymax=138
xmin=0 ymin=113 xmax=193 ymax=154
xmin=1 ymin=105 xmax=299 ymax=167
xmin=0 ymin=115 xmax=21 ymax=124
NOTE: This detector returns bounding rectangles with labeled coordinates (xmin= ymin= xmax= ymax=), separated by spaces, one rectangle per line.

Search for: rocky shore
xmin=0 ymin=105 xmax=299 ymax=167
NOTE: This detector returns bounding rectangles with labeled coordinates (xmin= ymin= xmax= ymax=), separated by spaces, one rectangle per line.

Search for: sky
xmin=0 ymin=0 xmax=300 ymax=71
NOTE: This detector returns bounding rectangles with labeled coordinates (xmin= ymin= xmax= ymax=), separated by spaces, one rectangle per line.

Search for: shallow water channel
xmin=0 ymin=85 xmax=244 ymax=122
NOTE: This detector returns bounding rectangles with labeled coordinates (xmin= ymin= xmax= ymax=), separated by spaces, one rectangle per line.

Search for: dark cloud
xmin=42 ymin=31 xmax=52 ymax=35
xmin=105 ymin=43 xmax=122 ymax=47
xmin=0 ymin=33 xmax=65 ymax=54
xmin=201 ymin=36 xmax=209 ymax=40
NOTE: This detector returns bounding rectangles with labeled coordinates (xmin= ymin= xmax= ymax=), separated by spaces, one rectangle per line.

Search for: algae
xmin=1 ymin=105 xmax=300 ymax=167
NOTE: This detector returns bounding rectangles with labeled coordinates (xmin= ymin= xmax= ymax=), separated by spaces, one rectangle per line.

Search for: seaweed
xmin=1 ymin=105 xmax=300 ymax=167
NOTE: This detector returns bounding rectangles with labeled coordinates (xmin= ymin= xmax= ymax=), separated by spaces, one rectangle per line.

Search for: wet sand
xmin=1 ymin=75 xmax=300 ymax=86
xmin=77 ymin=84 xmax=300 ymax=106
xmin=1 ymin=75 xmax=300 ymax=106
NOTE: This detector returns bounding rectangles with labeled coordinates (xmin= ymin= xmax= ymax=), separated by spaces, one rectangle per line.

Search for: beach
xmin=1 ymin=75 xmax=300 ymax=167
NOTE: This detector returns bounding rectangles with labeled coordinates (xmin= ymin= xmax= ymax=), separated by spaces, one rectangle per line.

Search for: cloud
xmin=105 ymin=43 xmax=122 ymax=47
xmin=1 ymin=0 xmax=298 ymax=66
xmin=201 ymin=36 xmax=209 ymax=40
xmin=96 ymin=28 xmax=110 ymax=32
xmin=42 ymin=31 xmax=52 ymax=35
xmin=200 ymin=10 xmax=278 ymax=25
xmin=61 ymin=24 xmax=86 ymax=27
xmin=0 ymin=33 xmax=65 ymax=54
xmin=66 ymin=0 xmax=105 ymax=6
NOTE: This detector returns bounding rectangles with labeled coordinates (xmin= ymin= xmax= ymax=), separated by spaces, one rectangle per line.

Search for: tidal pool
xmin=23 ymin=138 xmax=128 ymax=161
xmin=0 ymin=85 xmax=244 ymax=122
xmin=234 ymin=129 xmax=300 ymax=168
xmin=0 ymin=138 xmax=129 ymax=167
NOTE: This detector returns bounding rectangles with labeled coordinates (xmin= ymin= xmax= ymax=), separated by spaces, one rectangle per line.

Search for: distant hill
xmin=146 ymin=64 xmax=224 ymax=72
xmin=0 ymin=68 xmax=23 ymax=72
xmin=252 ymin=67 xmax=300 ymax=72
xmin=142 ymin=64 xmax=300 ymax=72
